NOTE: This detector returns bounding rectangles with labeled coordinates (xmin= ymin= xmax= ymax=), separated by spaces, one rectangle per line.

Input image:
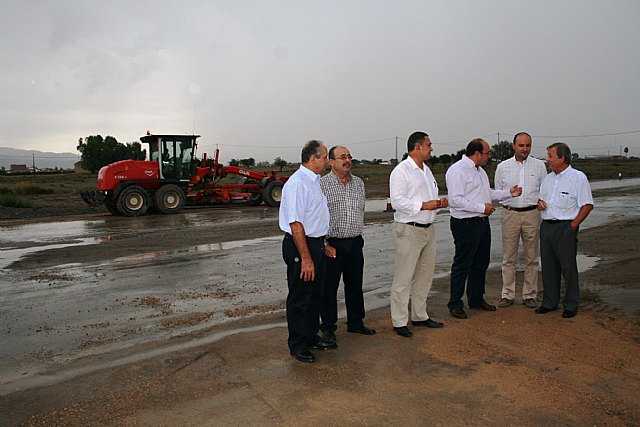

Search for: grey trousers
xmin=539 ymin=220 xmax=580 ymax=311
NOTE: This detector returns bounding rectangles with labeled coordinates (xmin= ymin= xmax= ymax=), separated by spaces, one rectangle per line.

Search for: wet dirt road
xmin=1 ymin=178 xmax=639 ymax=398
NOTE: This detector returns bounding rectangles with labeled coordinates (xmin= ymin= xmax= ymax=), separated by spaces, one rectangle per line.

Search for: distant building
xmin=9 ymin=164 xmax=30 ymax=173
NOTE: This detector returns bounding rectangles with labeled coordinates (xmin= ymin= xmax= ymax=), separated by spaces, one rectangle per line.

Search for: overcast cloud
xmin=1 ymin=0 xmax=639 ymax=163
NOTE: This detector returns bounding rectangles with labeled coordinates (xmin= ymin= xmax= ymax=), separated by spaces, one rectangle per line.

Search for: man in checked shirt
xmin=319 ymin=145 xmax=376 ymax=343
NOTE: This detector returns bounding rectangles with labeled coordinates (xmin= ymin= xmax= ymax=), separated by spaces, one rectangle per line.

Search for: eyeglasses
xmin=335 ymin=154 xmax=353 ymax=160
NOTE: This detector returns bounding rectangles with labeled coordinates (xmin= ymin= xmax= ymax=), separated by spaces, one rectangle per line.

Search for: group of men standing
xmin=279 ymin=132 xmax=593 ymax=362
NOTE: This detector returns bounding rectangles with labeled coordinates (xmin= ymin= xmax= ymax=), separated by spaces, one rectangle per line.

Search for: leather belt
xmin=543 ymin=219 xmax=571 ymax=224
xmin=405 ymin=222 xmax=432 ymax=228
xmin=503 ymin=205 xmax=537 ymax=212
xmin=285 ymin=233 xmax=325 ymax=240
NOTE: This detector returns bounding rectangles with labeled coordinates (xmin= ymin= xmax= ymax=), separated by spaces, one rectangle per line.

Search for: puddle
xmin=0 ymin=238 xmax=100 ymax=270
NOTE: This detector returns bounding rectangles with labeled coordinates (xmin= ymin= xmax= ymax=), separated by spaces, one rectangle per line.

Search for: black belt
xmin=503 ymin=205 xmax=537 ymax=212
xmin=285 ymin=233 xmax=325 ymax=240
xmin=405 ymin=222 xmax=432 ymax=228
xmin=543 ymin=219 xmax=571 ymax=224
xmin=452 ymin=216 xmax=488 ymax=222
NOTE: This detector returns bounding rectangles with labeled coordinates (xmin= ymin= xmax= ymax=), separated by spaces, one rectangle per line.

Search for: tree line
xmin=75 ymin=136 xmax=531 ymax=173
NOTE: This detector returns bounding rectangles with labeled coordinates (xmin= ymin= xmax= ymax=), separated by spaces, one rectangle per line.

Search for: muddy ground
xmin=1 ymin=187 xmax=639 ymax=426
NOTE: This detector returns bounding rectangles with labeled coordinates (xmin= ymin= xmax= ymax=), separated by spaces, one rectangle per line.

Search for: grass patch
xmin=13 ymin=182 xmax=55 ymax=195
xmin=0 ymin=194 xmax=34 ymax=208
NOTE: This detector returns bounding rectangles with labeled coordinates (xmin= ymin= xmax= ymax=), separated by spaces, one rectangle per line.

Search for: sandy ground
xmin=1 ymin=189 xmax=639 ymax=426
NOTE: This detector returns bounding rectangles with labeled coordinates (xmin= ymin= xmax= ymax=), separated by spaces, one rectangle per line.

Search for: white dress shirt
xmin=539 ymin=166 xmax=593 ymax=220
xmin=389 ymin=157 xmax=439 ymax=224
xmin=446 ymin=155 xmax=511 ymax=219
xmin=494 ymin=156 xmax=547 ymax=208
xmin=279 ymin=165 xmax=330 ymax=237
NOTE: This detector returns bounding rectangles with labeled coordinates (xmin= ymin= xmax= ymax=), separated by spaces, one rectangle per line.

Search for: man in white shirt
xmin=494 ymin=132 xmax=547 ymax=308
xmin=536 ymin=142 xmax=593 ymax=318
xmin=446 ymin=139 xmax=521 ymax=319
xmin=279 ymin=140 xmax=334 ymax=363
xmin=389 ymin=131 xmax=448 ymax=338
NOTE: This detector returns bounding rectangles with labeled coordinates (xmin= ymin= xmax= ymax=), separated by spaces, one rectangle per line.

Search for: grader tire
xmin=116 ymin=185 xmax=150 ymax=217
xmin=153 ymin=184 xmax=186 ymax=214
xmin=262 ymin=180 xmax=284 ymax=207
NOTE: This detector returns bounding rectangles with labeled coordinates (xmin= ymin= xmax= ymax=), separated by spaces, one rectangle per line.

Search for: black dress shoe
xmin=290 ymin=350 xmax=315 ymax=363
xmin=562 ymin=309 xmax=577 ymax=318
xmin=347 ymin=325 xmax=376 ymax=335
xmin=412 ymin=318 xmax=444 ymax=328
xmin=393 ymin=326 xmax=413 ymax=337
xmin=535 ymin=306 xmax=558 ymax=314
xmin=310 ymin=339 xmax=337 ymax=350
xmin=449 ymin=307 xmax=468 ymax=319
xmin=469 ymin=301 xmax=497 ymax=311
xmin=321 ymin=330 xmax=337 ymax=343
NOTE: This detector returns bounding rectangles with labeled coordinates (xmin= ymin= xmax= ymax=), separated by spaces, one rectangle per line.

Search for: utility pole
xmin=32 ymin=153 xmax=36 ymax=172
xmin=395 ymin=136 xmax=398 ymax=163
xmin=497 ymin=132 xmax=500 ymax=144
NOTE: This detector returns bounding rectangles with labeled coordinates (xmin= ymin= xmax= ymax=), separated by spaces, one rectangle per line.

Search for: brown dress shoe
xmin=470 ymin=301 xmax=496 ymax=311
xmin=449 ymin=307 xmax=468 ymax=319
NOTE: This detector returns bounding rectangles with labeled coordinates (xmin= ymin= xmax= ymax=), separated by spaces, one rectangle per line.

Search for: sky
xmin=1 ymin=0 xmax=639 ymax=164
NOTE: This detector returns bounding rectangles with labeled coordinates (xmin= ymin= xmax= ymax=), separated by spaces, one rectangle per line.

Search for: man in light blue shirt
xmin=536 ymin=142 xmax=593 ymax=318
xmin=279 ymin=140 xmax=333 ymax=363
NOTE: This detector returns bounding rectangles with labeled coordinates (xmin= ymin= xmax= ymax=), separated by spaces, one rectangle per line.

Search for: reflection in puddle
xmin=0 ymin=238 xmax=100 ymax=270
xmin=113 ymin=236 xmax=282 ymax=264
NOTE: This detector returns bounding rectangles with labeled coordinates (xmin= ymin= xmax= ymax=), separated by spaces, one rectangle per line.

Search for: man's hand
xmin=483 ymin=203 xmax=495 ymax=215
xmin=510 ymin=185 xmax=523 ymax=197
xmin=300 ymin=256 xmax=315 ymax=281
xmin=537 ymin=199 xmax=547 ymax=211
xmin=440 ymin=197 xmax=449 ymax=208
xmin=324 ymin=244 xmax=337 ymax=259
xmin=421 ymin=200 xmax=441 ymax=210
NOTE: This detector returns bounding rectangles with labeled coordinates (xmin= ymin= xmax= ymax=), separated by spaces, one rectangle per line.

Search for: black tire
xmin=246 ymin=179 xmax=263 ymax=206
xmin=262 ymin=180 xmax=284 ymax=207
xmin=153 ymin=184 xmax=186 ymax=214
xmin=105 ymin=200 xmax=120 ymax=215
xmin=116 ymin=185 xmax=149 ymax=216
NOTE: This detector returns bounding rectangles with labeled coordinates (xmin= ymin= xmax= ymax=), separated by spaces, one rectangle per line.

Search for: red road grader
xmin=81 ymin=133 xmax=287 ymax=216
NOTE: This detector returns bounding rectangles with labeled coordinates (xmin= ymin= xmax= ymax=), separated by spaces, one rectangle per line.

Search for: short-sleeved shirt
xmin=495 ymin=156 xmax=547 ymax=208
xmin=278 ymin=165 xmax=330 ymax=237
xmin=539 ymin=166 xmax=593 ymax=220
xmin=320 ymin=171 xmax=365 ymax=238
xmin=389 ymin=158 xmax=439 ymax=224
xmin=446 ymin=156 xmax=511 ymax=219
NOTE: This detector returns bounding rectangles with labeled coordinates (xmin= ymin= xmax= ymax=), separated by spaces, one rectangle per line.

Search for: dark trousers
xmin=282 ymin=234 xmax=326 ymax=353
xmin=448 ymin=217 xmax=491 ymax=309
xmin=540 ymin=221 xmax=580 ymax=311
xmin=320 ymin=236 xmax=365 ymax=332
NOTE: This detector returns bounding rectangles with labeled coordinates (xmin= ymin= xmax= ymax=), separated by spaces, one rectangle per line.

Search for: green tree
xmin=439 ymin=154 xmax=452 ymax=166
xmin=228 ymin=159 xmax=240 ymax=166
xmin=240 ymin=158 xmax=255 ymax=167
xmin=76 ymin=135 xmax=146 ymax=173
xmin=273 ymin=157 xmax=288 ymax=171
xmin=491 ymin=140 xmax=515 ymax=161
xmin=452 ymin=149 xmax=466 ymax=162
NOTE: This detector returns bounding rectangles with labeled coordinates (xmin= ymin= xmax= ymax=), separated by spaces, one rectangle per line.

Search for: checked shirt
xmin=320 ymin=171 xmax=365 ymax=238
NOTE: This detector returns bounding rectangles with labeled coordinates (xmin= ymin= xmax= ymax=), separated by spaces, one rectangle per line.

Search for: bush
xmin=13 ymin=182 xmax=55 ymax=195
xmin=0 ymin=186 xmax=14 ymax=195
xmin=0 ymin=194 xmax=34 ymax=208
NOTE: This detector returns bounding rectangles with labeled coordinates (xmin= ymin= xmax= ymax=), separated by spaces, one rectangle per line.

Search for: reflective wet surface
xmin=1 ymin=177 xmax=639 ymax=393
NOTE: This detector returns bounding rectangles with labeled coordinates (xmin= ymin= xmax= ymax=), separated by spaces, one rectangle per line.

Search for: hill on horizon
xmin=0 ymin=147 xmax=80 ymax=170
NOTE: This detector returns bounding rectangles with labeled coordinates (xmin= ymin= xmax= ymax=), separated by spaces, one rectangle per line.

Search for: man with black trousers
xmin=320 ymin=145 xmax=376 ymax=344
xmin=279 ymin=140 xmax=336 ymax=363
xmin=445 ymin=138 xmax=522 ymax=319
